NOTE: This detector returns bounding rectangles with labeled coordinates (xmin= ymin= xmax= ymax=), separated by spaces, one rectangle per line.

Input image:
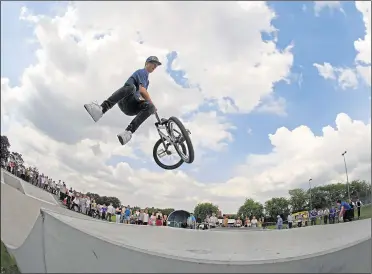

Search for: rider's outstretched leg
xmin=84 ymin=84 xmax=135 ymax=122
xmin=117 ymin=100 xmax=156 ymax=146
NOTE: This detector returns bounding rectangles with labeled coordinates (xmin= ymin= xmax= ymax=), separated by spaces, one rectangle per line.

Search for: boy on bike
xmin=84 ymin=56 xmax=161 ymax=146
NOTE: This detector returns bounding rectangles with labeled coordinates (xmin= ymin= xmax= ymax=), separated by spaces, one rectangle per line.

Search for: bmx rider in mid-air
xmin=84 ymin=56 xmax=161 ymax=146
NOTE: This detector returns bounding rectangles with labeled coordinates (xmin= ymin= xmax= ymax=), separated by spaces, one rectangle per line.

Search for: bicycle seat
xmin=160 ymin=118 xmax=168 ymax=124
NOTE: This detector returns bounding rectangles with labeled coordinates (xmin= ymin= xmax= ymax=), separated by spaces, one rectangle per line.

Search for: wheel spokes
xmin=156 ymin=143 xmax=182 ymax=166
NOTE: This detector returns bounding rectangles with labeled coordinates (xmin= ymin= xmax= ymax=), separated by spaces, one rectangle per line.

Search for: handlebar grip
xmin=155 ymin=112 xmax=160 ymax=122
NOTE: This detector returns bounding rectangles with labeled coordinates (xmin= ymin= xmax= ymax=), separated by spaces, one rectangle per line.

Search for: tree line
xmin=193 ymin=180 xmax=371 ymax=222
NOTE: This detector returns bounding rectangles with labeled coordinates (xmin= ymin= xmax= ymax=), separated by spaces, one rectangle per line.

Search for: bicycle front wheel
xmin=167 ymin=116 xmax=195 ymax=164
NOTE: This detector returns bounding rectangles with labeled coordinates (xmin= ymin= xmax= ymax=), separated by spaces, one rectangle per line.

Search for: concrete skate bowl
xmin=1 ymin=171 xmax=371 ymax=273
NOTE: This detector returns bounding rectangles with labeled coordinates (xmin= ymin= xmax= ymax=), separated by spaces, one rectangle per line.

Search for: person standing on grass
xmin=295 ymin=215 xmax=300 ymax=228
xmin=287 ymin=213 xmax=293 ymax=229
xmin=102 ymin=204 xmax=107 ymax=220
xmin=116 ymin=206 xmax=122 ymax=224
xmin=97 ymin=204 xmax=102 ymax=219
xmin=329 ymin=207 xmax=336 ymax=224
xmin=124 ymin=206 xmax=131 ymax=224
xmin=317 ymin=208 xmax=324 ymax=225
xmin=323 ymin=207 xmax=330 ymax=224
xmin=138 ymin=209 xmax=144 ymax=225
xmin=276 ymin=215 xmax=283 ymax=230
xmin=356 ymin=199 xmax=363 ymax=219
xmin=72 ymin=195 xmax=79 ymax=212
xmin=310 ymin=209 xmax=317 ymax=226
xmin=150 ymin=212 xmax=157 ymax=226
xmin=163 ymin=215 xmax=168 ymax=226
xmin=86 ymin=196 xmax=91 ymax=215
xmin=143 ymin=209 xmax=149 ymax=225
xmin=107 ymin=203 xmax=115 ymax=222
xmin=80 ymin=195 xmax=86 ymax=214
xmin=156 ymin=215 xmax=163 ymax=226
xmin=349 ymin=200 xmax=355 ymax=220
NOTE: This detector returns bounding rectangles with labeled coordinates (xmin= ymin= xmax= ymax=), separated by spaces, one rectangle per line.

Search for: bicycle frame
xmin=154 ymin=112 xmax=173 ymax=149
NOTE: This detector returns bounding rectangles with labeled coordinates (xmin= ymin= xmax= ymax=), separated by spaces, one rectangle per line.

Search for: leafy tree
xmin=194 ymin=202 xmax=219 ymax=221
xmin=237 ymin=198 xmax=264 ymax=219
xmin=9 ymin=152 xmax=24 ymax=175
xmin=160 ymin=208 xmax=175 ymax=216
xmin=264 ymin=197 xmax=290 ymax=218
xmin=288 ymin=188 xmax=308 ymax=212
xmin=0 ymin=135 xmax=10 ymax=167
xmin=307 ymin=183 xmax=345 ymax=209
xmin=301 ymin=180 xmax=371 ymax=210
xmin=89 ymin=194 xmax=121 ymax=208
xmin=307 ymin=186 xmax=330 ymax=209
xmin=86 ymin=192 xmax=100 ymax=202
xmin=107 ymin=196 xmax=121 ymax=208
xmin=349 ymin=180 xmax=371 ymax=202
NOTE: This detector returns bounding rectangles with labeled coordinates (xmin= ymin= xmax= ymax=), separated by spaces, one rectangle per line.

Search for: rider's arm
xmin=339 ymin=206 xmax=344 ymax=217
xmin=139 ymin=85 xmax=154 ymax=105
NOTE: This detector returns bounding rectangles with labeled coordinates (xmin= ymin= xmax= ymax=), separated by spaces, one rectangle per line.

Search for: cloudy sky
xmin=1 ymin=1 xmax=370 ymax=213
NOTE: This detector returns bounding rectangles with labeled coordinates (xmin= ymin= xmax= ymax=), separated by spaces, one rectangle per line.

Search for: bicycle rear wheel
xmin=167 ymin=116 xmax=194 ymax=164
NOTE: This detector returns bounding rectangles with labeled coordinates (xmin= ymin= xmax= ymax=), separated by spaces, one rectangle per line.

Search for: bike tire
xmin=153 ymin=138 xmax=185 ymax=170
xmin=168 ymin=116 xmax=195 ymax=164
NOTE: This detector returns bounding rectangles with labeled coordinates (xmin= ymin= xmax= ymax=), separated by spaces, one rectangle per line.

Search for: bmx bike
xmin=153 ymin=112 xmax=194 ymax=170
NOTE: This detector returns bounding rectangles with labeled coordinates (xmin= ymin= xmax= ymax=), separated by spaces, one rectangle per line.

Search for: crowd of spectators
xmin=61 ymin=190 xmax=169 ymax=226
xmin=279 ymin=198 xmax=363 ymax=230
xmin=3 ymin=162 xmax=366 ymax=231
xmin=4 ymin=163 xmax=170 ymax=226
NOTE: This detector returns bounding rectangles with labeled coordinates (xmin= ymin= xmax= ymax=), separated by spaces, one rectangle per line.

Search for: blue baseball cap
xmin=146 ymin=56 xmax=162 ymax=65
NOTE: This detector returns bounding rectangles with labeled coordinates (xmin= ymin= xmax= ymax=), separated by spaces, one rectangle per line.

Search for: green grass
xmin=1 ymin=241 xmax=20 ymax=274
xmin=359 ymin=204 xmax=372 ymax=219
xmin=266 ymin=205 xmax=372 ymax=230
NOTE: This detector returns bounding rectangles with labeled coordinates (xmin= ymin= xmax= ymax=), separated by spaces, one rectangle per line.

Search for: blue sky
xmin=1 ymin=1 xmax=370 ymax=185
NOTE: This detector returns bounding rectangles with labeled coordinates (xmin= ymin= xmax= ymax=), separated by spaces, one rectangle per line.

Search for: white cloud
xmin=313 ymin=2 xmax=371 ymax=89
xmin=313 ymin=63 xmax=359 ymax=90
xmin=337 ymin=68 xmax=359 ymax=90
xmin=354 ymin=1 xmax=371 ymax=86
xmin=313 ymin=1 xmax=344 ymax=16
xmin=313 ymin=62 xmax=336 ymax=80
xmin=210 ymin=113 xmax=371 ymax=204
xmin=255 ymin=95 xmax=287 ymax=116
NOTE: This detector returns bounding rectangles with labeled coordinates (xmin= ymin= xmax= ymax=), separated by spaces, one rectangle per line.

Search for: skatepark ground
xmin=1 ymin=169 xmax=371 ymax=273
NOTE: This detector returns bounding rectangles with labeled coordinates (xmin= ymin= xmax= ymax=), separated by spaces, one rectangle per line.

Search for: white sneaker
xmin=117 ymin=130 xmax=132 ymax=146
xmin=84 ymin=102 xmax=103 ymax=122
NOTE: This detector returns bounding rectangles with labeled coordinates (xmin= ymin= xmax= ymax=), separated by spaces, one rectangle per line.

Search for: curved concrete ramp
xmin=1 ymin=169 xmax=58 ymax=205
xmin=7 ymin=209 xmax=371 ymax=273
xmin=1 ymin=170 xmax=371 ymax=273
xmin=1 ymin=170 xmax=25 ymax=194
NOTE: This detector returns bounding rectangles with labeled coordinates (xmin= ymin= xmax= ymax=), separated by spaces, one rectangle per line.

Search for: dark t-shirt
xmin=125 ymin=68 xmax=149 ymax=99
